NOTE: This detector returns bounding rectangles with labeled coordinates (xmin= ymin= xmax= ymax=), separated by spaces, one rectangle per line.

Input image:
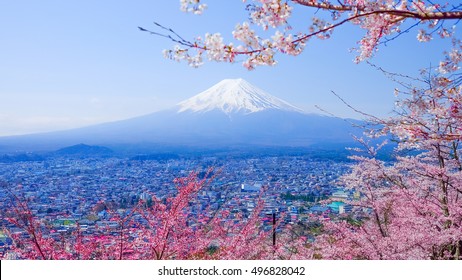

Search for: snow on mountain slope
xmin=177 ymin=78 xmax=305 ymax=114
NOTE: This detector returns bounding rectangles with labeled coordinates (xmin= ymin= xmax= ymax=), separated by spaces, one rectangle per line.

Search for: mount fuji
xmin=177 ymin=78 xmax=304 ymax=114
xmin=0 ymin=79 xmax=363 ymax=152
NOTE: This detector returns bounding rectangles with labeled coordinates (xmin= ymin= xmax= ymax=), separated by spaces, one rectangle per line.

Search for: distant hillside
xmin=54 ymin=144 xmax=114 ymax=157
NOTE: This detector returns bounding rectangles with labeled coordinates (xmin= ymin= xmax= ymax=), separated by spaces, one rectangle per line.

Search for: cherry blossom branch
xmin=140 ymin=1 xmax=462 ymax=69
xmin=293 ymin=0 xmax=462 ymax=20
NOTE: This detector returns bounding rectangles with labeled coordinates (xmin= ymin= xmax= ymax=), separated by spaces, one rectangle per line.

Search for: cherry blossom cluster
xmin=180 ymin=0 xmax=207 ymax=15
xmin=389 ymin=74 xmax=462 ymax=148
xmin=438 ymin=39 xmax=462 ymax=74
xmin=245 ymin=0 xmax=293 ymax=30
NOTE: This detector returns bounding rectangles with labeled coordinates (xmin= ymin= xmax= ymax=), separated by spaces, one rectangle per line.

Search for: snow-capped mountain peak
xmin=177 ymin=78 xmax=304 ymax=114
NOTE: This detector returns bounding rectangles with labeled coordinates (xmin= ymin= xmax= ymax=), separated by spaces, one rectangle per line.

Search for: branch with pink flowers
xmin=140 ymin=1 xmax=462 ymax=69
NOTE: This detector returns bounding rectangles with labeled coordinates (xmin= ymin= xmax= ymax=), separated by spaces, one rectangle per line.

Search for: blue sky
xmin=0 ymin=0 xmax=453 ymax=136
